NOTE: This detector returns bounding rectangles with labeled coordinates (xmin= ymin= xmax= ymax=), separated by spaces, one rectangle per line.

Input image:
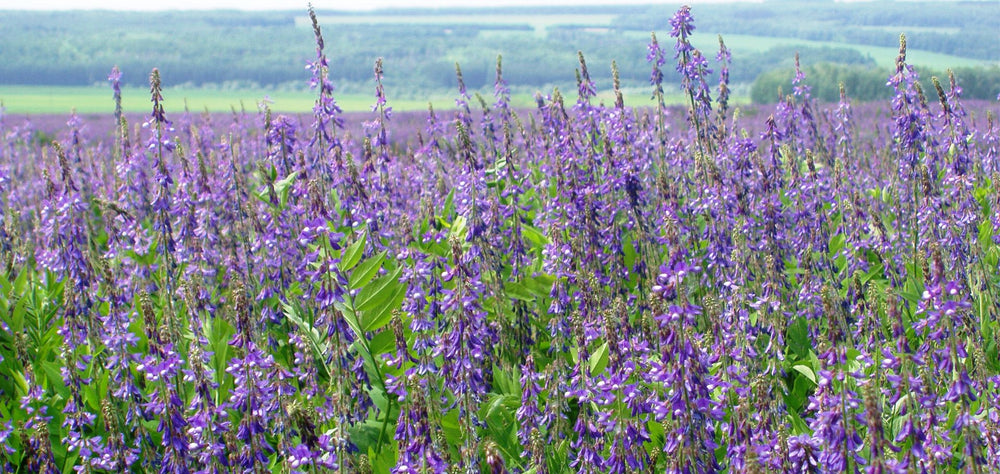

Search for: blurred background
xmin=0 ymin=0 xmax=997 ymax=113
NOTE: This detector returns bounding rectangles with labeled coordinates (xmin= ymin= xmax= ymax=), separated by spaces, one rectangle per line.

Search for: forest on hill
xmin=0 ymin=1 xmax=997 ymax=103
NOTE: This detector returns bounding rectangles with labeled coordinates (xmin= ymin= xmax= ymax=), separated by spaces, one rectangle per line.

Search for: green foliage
xmin=752 ymin=62 xmax=1000 ymax=103
xmin=616 ymin=1 xmax=999 ymax=61
xmin=1 ymin=3 xmax=995 ymax=103
xmin=0 ymin=5 xmax=998 ymax=470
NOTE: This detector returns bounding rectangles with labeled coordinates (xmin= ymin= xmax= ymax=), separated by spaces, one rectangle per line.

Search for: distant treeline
xmin=752 ymin=64 xmax=1000 ymax=103
xmin=616 ymin=1 xmax=1000 ymax=61
xmin=0 ymin=3 xmax=996 ymax=103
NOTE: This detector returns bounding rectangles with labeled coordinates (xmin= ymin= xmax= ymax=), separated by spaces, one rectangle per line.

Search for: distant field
xmin=0 ymin=85 xmax=722 ymax=115
xmin=0 ymin=86 xmax=306 ymax=115
xmin=0 ymin=86 xmax=463 ymax=115
xmin=699 ymin=34 xmax=993 ymax=70
xmin=296 ymin=13 xmax=991 ymax=72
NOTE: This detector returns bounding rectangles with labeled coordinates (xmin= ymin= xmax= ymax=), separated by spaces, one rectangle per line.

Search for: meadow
xmin=0 ymin=86 xmax=451 ymax=116
xmin=0 ymin=5 xmax=998 ymax=473
xmin=0 ymin=85 xmax=709 ymax=116
xmin=681 ymin=34 xmax=991 ymax=71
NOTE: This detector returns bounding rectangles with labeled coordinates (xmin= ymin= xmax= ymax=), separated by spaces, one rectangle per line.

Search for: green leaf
xmin=442 ymin=189 xmax=455 ymax=217
xmin=491 ymin=365 xmax=521 ymax=396
xmin=523 ymin=273 xmax=556 ymax=299
xmin=786 ymin=367 xmax=818 ymax=416
xmin=449 ymin=215 xmax=468 ymax=241
xmin=361 ymin=284 xmax=406 ymax=333
xmin=368 ymin=327 xmax=395 ymax=358
xmin=274 ymin=170 xmax=300 ymax=208
xmin=335 ymin=300 xmax=388 ymax=399
xmin=41 ymin=363 xmax=68 ymax=399
xmin=828 ymin=233 xmax=845 ymax=259
xmin=484 ymin=393 xmax=515 ymax=424
xmin=503 ymin=281 xmax=536 ymax=302
xmin=588 ymin=341 xmax=610 ymax=375
xmin=786 ymin=317 xmax=811 ymax=361
xmin=900 ymin=289 xmax=923 ymax=306
xmin=862 ymin=254 xmax=886 ymax=284
xmin=339 ymin=234 xmax=366 ymax=273
xmin=335 ymin=301 xmax=363 ymax=343
xmin=845 ymin=348 xmax=863 ymax=371
xmin=0 ymin=271 xmax=10 ymax=295
xmin=10 ymin=296 xmax=28 ymax=334
xmin=82 ymin=372 xmax=109 ymax=412
xmin=791 ymin=364 xmax=817 ymax=386
xmin=253 ymin=187 xmax=270 ymax=205
xmin=282 ymin=301 xmax=328 ymax=365
xmin=368 ymin=443 xmax=397 ymax=474
xmin=984 ymin=337 xmax=999 ymax=372
xmin=485 ymin=157 xmax=508 ymax=178
xmin=979 ymin=219 xmax=994 ymax=247
xmin=355 ymin=266 xmax=402 ymax=312
xmin=834 ymin=254 xmax=847 ymax=277
xmin=350 ymin=251 xmax=386 ymax=290
xmin=786 ymin=404 xmax=811 ymax=435
xmin=347 ymin=419 xmax=385 ymax=456
xmin=522 ymin=224 xmax=550 ymax=247
xmin=623 ymin=237 xmax=638 ymax=273
xmin=549 ymin=439 xmax=570 ymax=473
xmin=15 ymin=268 xmax=29 ymax=295
xmin=8 ymin=370 xmax=28 ymax=397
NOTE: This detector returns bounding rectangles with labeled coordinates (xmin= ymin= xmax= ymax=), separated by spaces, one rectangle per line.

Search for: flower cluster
xmin=0 ymin=5 xmax=997 ymax=473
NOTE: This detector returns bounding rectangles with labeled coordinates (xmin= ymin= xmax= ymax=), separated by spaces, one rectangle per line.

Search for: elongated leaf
xmin=828 ymin=233 xmax=845 ymax=259
xmin=491 ymin=365 xmax=520 ymax=396
xmin=449 ymin=215 xmax=468 ymax=241
xmin=588 ymin=341 xmax=610 ymax=375
xmin=355 ymin=266 xmax=402 ymax=312
xmin=335 ymin=300 xmax=387 ymax=398
xmin=361 ymin=284 xmax=406 ymax=333
xmin=979 ymin=220 xmax=994 ymax=247
xmin=281 ymin=301 xmax=328 ymax=365
xmin=523 ymin=273 xmax=556 ymax=298
xmin=14 ymin=267 xmax=28 ymax=295
xmin=339 ymin=234 xmax=366 ymax=273
xmin=503 ymin=281 xmax=535 ymax=302
xmin=791 ymin=364 xmax=817 ymax=385
xmin=335 ymin=301 xmax=362 ymax=339
xmin=787 ymin=404 xmax=811 ymax=435
xmin=522 ymin=224 xmax=550 ymax=247
xmin=347 ymin=419 xmax=386 ymax=456
xmin=368 ymin=444 xmax=397 ymax=474
xmin=274 ymin=170 xmax=300 ymax=208
xmin=10 ymin=296 xmax=27 ymax=333
xmin=368 ymin=327 xmax=395 ymax=358
xmin=350 ymin=251 xmax=386 ymax=289
xmin=786 ymin=317 xmax=811 ymax=361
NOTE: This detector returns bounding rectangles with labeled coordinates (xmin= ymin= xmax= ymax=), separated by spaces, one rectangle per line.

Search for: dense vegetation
xmin=0 ymin=1 xmax=998 ymax=103
xmin=0 ymin=5 xmax=999 ymax=473
xmin=752 ymin=63 xmax=1000 ymax=103
xmin=616 ymin=1 xmax=1000 ymax=61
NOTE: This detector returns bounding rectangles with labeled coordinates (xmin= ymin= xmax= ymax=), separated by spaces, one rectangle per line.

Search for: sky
xmin=0 ymin=0 xmax=762 ymax=11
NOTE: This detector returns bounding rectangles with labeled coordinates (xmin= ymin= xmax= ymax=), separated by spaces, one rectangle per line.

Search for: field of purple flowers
xmin=1 ymin=6 xmax=998 ymax=473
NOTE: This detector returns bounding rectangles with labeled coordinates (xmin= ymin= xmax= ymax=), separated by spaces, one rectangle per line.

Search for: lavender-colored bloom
xmin=306 ymin=4 xmax=344 ymax=163
xmin=2 ymin=9 xmax=1000 ymax=471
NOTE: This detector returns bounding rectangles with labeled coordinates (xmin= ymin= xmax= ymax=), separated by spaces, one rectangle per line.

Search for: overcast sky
xmin=0 ymin=0 xmax=763 ymax=11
